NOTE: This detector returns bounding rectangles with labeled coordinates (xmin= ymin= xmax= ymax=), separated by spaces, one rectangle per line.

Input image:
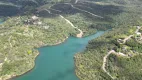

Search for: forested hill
xmin=0 ymin=0 xmax=71 ymax=16
xmin=1 ymin=0 xmax=142 ymax=18
xmin=0 ymin=0 xmax=142 ymax=80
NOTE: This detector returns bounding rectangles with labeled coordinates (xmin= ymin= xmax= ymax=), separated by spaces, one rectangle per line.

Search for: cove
xmin=14 ymin=31 xmax=105 ymax=80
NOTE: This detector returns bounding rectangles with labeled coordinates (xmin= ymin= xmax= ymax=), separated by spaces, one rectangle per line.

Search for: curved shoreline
xmin=2 ymin=16 xmax=83 ymax=79
xmin=5 ymin=30 xmax=106 ymax=80
xmin=74 ymin=54 xmax=84 ymax=80
xmin=6 ymin=37 xmax=69 ymax=80
xmin=7 ymin=33 xmax=83 ymax=80
xmin=7 ymin=51 xmax=39 ymax=80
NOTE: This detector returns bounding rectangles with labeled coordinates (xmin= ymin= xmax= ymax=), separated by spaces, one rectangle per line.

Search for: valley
xmin=0 ymin=0 xmax=142 ymax=80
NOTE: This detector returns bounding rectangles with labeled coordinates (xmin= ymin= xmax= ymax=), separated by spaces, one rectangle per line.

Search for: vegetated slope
xmin=0 ymin=0 xmax=72 ymax=16
xmin=36 ymin=0 xmax=125 ymax=36
xmin=0 ymin=2 xmax=20 ymax=16
xmin=75 ymin=0 xmax=142 ymax=80
xmin=0 ymin=0 xmax=142 ymax=80
xmin=0 ymin=15 xmax=77 ymax=79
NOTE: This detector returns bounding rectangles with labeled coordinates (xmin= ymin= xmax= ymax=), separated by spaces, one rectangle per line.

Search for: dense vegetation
xmin=0 ymin=15 xmax=76 ymax=79
xmin=0 ymin=0 xmax=142 ymax=80
xmin=75 ymin=0 xmax=142 ymax=80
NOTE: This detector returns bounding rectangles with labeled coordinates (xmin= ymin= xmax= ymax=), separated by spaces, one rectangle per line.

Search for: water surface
xmin=15 ymin=31 xmax=105 ymax=80
xmin=0 ymin=18 xmax=4 ymax=24
xmin=0 ymin=21 xmax=3 ymax=24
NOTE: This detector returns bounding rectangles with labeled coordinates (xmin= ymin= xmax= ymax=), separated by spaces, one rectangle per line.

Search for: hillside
xmin=0 ymin=0 xmax=142 ymax=80
xmin=74 ymin=0 xmax=142 ymax=80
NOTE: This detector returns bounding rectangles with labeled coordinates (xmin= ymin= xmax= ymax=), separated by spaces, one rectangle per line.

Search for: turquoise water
xmin=0 ymin=18 xmax=4 ymax=24
xmin=14 ymin=31 xmax=105 ymax=80
xmin=0 ymin=21 xmax=3 ymax=24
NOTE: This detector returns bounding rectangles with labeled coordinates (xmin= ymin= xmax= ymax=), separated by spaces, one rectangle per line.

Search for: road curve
xmin=59 ymin=15 xmax=83 ymax=38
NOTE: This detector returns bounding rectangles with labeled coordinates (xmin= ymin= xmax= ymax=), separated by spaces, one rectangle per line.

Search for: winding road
xmin=59 ymin=15 xmax=83 ymax=38
xmin=118 ymin=26 xmax=141 ymax=44
xmin=63 ymin=3 xmax=103 ymax=18
xmin=102 ymin=50 xmax=129 ymax=79
xmin=102 ymin=50 xmax=116 ymax=79
xmin=37 ymin=7 xmax=83 ymax=38
xmin=102 ymin=26 xmax=141 ymax=79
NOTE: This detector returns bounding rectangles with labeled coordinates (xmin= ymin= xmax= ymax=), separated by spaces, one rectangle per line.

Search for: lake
xmin=14 ymin=31 xmax=105 ymax=80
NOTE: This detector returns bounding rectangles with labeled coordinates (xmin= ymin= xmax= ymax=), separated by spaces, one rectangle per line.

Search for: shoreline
xmin=7 ymin=51 xmax=40 ymax=80
xmin=6 ymin=37 xmax=69 ymax=80
xmin=4 ymin=33 xmax=83 ymax=80
xmin=1 ymin=31 xmax=104 ymax=80
xmin=74 ymin=54 xmax=84 ymax=80
xmin=39 ymin=37 xmax=69 ymax=48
